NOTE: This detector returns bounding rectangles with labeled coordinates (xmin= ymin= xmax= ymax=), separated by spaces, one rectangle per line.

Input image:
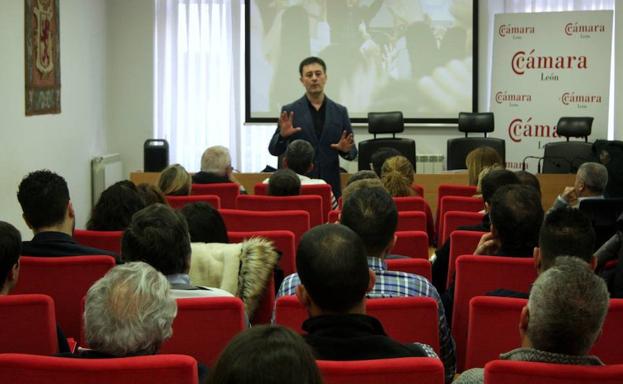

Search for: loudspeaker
xmin=144 ymin=139 xmax=169 ymax=172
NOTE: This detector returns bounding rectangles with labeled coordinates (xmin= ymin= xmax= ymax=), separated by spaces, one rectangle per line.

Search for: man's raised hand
xmin=330 ymin=131 xmax=355 ymax=153
xmin=279 ymin=111 xmax=302 ymax=138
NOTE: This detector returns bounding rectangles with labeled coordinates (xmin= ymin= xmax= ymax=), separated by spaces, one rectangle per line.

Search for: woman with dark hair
xmin=87 ymin=181 xmax=146 ymax=231
xmin=207 ymin=325 xmax=323 ymax=384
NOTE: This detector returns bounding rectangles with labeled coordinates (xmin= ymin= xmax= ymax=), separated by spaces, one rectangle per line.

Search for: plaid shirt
xmin=275 ymin=257 xmax=456 ymax=383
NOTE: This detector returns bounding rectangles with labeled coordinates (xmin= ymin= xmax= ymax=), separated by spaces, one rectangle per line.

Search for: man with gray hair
xmin=455 ymin=256 xmax=609 ymax=384
xmin=192 ymin=145 xmax=245 ymax=192
xmin=552 ymin=162 xmax=608 ymax=209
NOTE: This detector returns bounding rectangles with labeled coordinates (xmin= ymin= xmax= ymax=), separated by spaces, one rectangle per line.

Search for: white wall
xmin=0 ymin=0 xmax=109 ymax=236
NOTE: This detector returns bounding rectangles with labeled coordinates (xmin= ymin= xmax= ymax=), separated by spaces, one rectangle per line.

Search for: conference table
xmin=130 ymin=171 xmax=575 ymax=214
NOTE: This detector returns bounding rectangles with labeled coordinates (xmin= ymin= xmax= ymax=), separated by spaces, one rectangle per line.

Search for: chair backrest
xmin=73 ymin=229 xmax=123 ymax=255
xmin=385 ymin=258 xmax=432 ymax=282
xmin=440 ymin=210 xmax=485 ymax=245
xmin=465 ymin=296 xmax=526 ymax=370
xmin=317 ymin=357 xmax=444 ymax=384
xmin=446 ymin=138 xmax=506 ymax=171
xmin=591 ymin=298 xmax=623 ymax=364
xmin=438 ymin=196 xmax=483 ymax=242
xmin=255 ymin=183 xmax=332 ymax=222
xmin=228 ymin=230 xmax=296 ymax=276
xmin=458 ymin=112 xmax=495 ymax=134
xmin=557 ymin=116 xmax=593 ymax=139
xmin=159 ymin=297 xmax=245 ymax=366
xmin=190 ymin=183 xmax=239 ymax=208
xmin=249 ymin=274 xmax=275 ymax=325
xmin=412 ymin=184 xmax=425 ymax=197
xmin=219 ymin=209 xmax=310 ymax=248
xmin=236 ymin=194 xmax=323 ymax=228
xmin=0 ymin=353 xmax=198 ymax=384
xmin=275 ymin=296 xmax=439 ymax=351
xmin=12 ymin=255 xmax=116 ymax=340
xmin=397 ymin=211 xmax=427 ymax=232
xmin=391 ymin=231 xmax=429 ymax=259
xmin=393 ymin=196 xmax=428 ymax=212
xmin=0 ymin=294 xmax=57 ymax=355
xmin=542 ymin=141 xmax=593 ymax=173
xmin=447 ymin=230 xmax=486 ymax=288
xmin=436 ymin=184 xmax=478 ymax=234
xmin=328 ymin=209 xmax=340 ymax=223
xmin=484 ymin=360 xmax=623 ymax=384
xmin=165 ymin=194 xmax=221 ymax=210
xmin=452 ymin=255 xmax=536 ymax=371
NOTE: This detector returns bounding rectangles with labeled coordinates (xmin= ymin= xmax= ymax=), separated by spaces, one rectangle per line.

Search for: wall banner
xmin=490 ymin=10 xmax=612 ymax=171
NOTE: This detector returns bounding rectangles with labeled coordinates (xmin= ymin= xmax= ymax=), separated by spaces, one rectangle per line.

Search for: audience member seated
xmin=370 ymin=147 xmax=401 ymax=177
xmin=122 ymin=204 xmax=233 ymax=299
xmin=158 ymin=164 xmax=192 ymax=196
xmin=193 ymin=145 xmax=245 ymax=193
xmin=490 ymin=206 xmax=597 ymax=298
xmin=179 ymin=202 xmax=278 ymax=318
xmin=263 ymin=140 xmax=337 ymax=208
xmin=294 ymin=224 xmax=440 ymax=363
xmin=277 ymin=186 xmax=456 ymax=382
xmin=552 ymin=162 xmax=608 ymax=209
xmin=432 ymin=170 xmax=520 ymax=292
xmin=17 ymin=170 xmax=118 ymax=259
xmin=136 ymin=183 xmax=167 ymax=206
xmin=207 ymin=325 xmax=322 ymax=384
xmin=455 ymin=257 xmax=609 ymax=384
xmin=381 ymin=155 xmax=419 ymax=197
xmin=596 ymin=212 xmax=623 ymax=297
xmin=473 ymin=164 xmax=504 ymax=199
xmin=87 ymin=181 xmax=146 ymax=231
xmin=346 ymin=170 xmax=379 ymax=186
xmin=268 ymin=169 xmax=301 ymax=196
xmin=465 ymin=146 xmax=503 ymax=186
xmin=515 ymin=170 xmax=542 ymax=198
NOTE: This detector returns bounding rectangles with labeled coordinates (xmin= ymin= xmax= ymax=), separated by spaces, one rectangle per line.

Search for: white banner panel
xmin=490 ymin=11 xmax=612 ymax=171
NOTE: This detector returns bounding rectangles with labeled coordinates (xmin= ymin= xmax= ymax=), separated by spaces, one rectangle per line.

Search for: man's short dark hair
xmin=0 ymin=221 xmax=21 ymax=291
xmin=268 ymin=169 xmax=301 ymax=196
xmin=299 ymin=56 xmax=326 ymax=76
xmin=370 ymin=147 xmax=401 ymax=177
xmin=490 ymin=185 xmax=544 ymax=256
xmin=297 ymin=224 xmax=369 ymax=313
xmin=122 ymin=204 xmax=191 ymax=275
xmin=285 ymin=140 xmax=314 ymax=175
xmin=481 ymin=169 xmax=520 ymax=204
xmin=341 ymin=186 xmax=397 ymax=257
xmin=515 ymin=170 xmax=541 ymax=198
xmin=180 ymin=202 xmax=229 ymax=243
xmin=539 ymin=207 xmax=595 ymax=270
xmin=17 ymin=170 xmax=70 ymax=229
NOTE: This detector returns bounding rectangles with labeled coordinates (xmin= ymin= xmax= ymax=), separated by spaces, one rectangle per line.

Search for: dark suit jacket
xmin=22 ymin=232 xmax=120 ymax=262
xmin=268 ymin=95 xmax=357 ymax=197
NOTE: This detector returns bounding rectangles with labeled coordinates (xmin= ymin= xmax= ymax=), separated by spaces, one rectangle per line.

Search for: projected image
xmin=247 ymin=0 xmax=474 ymax=121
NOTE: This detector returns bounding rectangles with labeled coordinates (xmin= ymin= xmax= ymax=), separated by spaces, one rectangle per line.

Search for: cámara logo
xmin=508 ymin=117 xmax=558 ymax=143
xmin=511 ymin=49 xmax=588 ymax=75
xmin=495 ymin=91 xmax=532 ymax=104
xmin=498 ymin=24 xmax=535 ymax=37
xmin=561 ymin=92 xmax=602 ymax=105
xmin=564 ymin=22 xmax=606 ymax=36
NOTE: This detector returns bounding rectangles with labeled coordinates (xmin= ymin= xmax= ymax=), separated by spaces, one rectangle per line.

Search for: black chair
xmin=579 ymin=198 xmax=623 ymax=250
xmin=358 ymin=111 xmax=416 ymax=172
xmin=446 ymin=112 xmax=505 ymax=170
xmin=542 ymin=117 xmax=594 ymax=173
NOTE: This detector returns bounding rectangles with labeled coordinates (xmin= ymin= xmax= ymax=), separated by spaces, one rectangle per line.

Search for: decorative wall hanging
xmin=25 ymin=0 xmax=61 ymax=115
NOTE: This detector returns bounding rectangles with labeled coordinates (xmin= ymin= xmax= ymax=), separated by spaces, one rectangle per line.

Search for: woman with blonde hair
xmin=158 ymin=164 xmax=191 ymax=196
xmin=465 ymin=146 xmax=503 ymax=186
xmin=381 ymin=155 xmax=416 ymax=197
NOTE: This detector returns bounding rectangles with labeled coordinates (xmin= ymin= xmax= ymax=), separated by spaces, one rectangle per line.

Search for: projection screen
xmin=246 ymin=0 xmax=477 ymax=123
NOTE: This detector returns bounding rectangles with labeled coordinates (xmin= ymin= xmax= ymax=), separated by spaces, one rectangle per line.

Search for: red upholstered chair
xmin=159 ymin=297 xmax=245 ymax=366
xmin=191 ymin=183 xmax=239 ymax=208
xmin=249 ymin=275 xmax=275 ymax=325
xmin=219 ymin=209 xmax=310 ymax=248
xmin=393 ymin=196 xmax=435 ymax=241
xmin=435 ymin=184 xmax=478 ymax=235
xmin=386 ymin=258 xmax=432 ymax=282
xmin=0 ymin=294 xmax=58 ymax=355
xmin=411 ymin=183 xmax=425 ymax=197
xmin=438 ymin=196 xmax=483 ymax=242
xmin=484 ymin=360 xmax=623 ymax=384
xmin=591 ymin=299 xmax=623 ymax=364
xmin=255 ymin=183 xmax=333 ymax=222
xmin=328 ymin=209 xmax=340 ymax=223
xmin=447 ymin=230 xmax=486 ymax=288
xmin=275 ymin=296 xmax=439 ymax=352
xmin=317 ymin=357 xmax=444 ymax=384
xmin=236 ymin=194 xmax=323 ymax=228
xmin=0 ymin=353 xmax=198 ymax=384
xmin=439 ymin=210 xmax=485 ymax=245
xmin=73 ymin=229 xmax=123 ymax=254
xmin=228 ymin=230 xmax=296 ymax=277
xmin=391 ymin=231 xmax=429 ymax=259
xmin=397 ymin=211 xmax=427 ymax=232
xmin=165 ymin=194 xmax=220 ymax=210
xmin=12 ymin=256 xmax=115 ymax=341
xmin=465 ymin=296 xmax=526 ymax=370
xmin=452 ymin=255 xmax=536 ymax=371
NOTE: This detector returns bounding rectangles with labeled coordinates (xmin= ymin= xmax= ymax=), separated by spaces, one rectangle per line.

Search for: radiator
xmin=416 ymin=154 xmax=445 ymax=174
xmin=91 ymin=153 xmax=123 ymax=207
